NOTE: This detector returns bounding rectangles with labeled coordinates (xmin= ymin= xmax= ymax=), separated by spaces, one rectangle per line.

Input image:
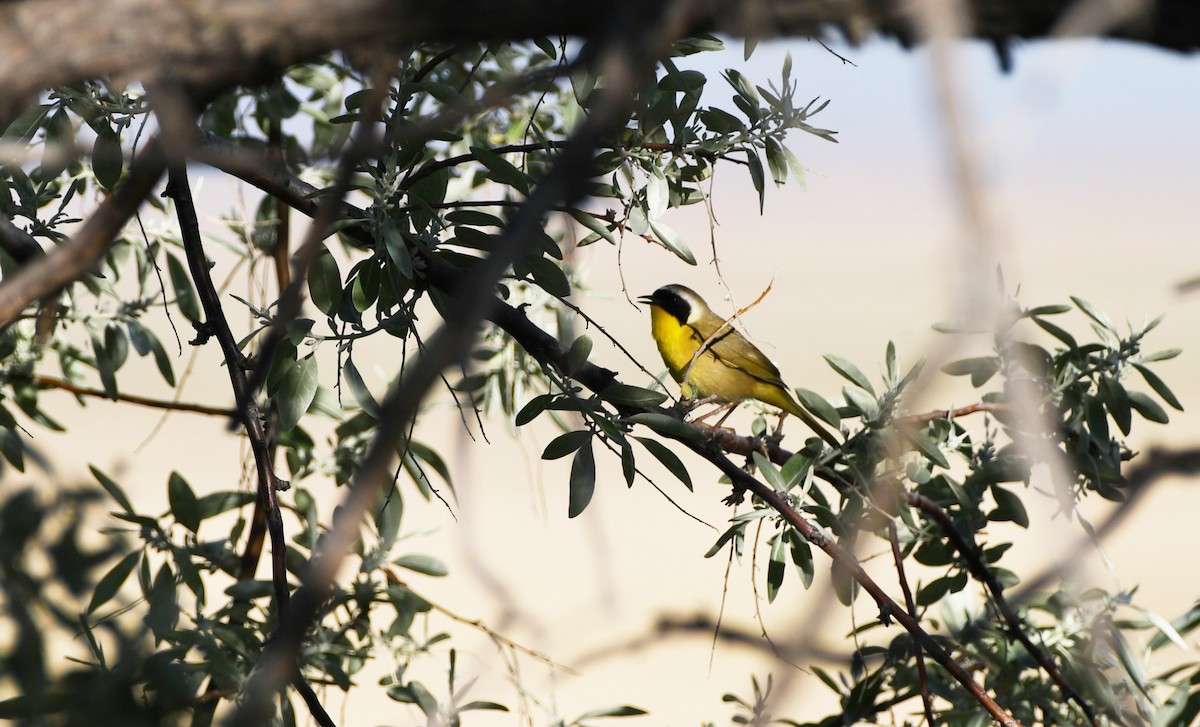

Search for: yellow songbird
xmin=638 ymin=284 xmax=836 ymax=444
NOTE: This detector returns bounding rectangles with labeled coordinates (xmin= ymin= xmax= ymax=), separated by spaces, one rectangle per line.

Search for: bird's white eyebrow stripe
xmin=677 ymin=289 xmax=706 ymax=323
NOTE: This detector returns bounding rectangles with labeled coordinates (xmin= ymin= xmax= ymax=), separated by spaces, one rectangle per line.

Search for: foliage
xmin=693 ymin=297 xmax=1188 ymax=725
xmin=0 ymin=26 xmax=1195 ymax=727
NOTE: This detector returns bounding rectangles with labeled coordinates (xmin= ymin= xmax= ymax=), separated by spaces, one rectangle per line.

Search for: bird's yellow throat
xmin=648 ymin=303 xmax=698 ymax=383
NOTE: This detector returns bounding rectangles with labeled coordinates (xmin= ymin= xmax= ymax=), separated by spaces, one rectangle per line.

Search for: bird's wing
xmin=687 ymin=321 xmax=788 ymax=388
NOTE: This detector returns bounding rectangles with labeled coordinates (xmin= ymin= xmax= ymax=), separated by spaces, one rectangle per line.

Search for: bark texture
xmin=0 ymin=0 xmax=1196 ymax=115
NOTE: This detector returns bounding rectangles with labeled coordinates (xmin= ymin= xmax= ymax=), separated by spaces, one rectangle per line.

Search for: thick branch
xmin=1 ymin=0 xmax=1197 ymax=117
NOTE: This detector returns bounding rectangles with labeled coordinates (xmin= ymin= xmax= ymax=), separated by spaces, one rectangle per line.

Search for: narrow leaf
xmin=908 ymin=430 xmax=949 ymax=469
xmin=92 ymin=124 xmax=124 ymax=189
xmin=766 ymin=534 xmax=787 ymax=602
xmin=753 ymin=451 xmax=783 ymax=490
xmin=90 ymin=465 xmax=134 ymax=514
xmin=990 ymin=486 xmax=1030 ymax=528
xmin=787 ymin=529 xmax=814 ymax=588
xmin=1099 ymin=375 xmax=1133 ymax=435
xmin=168 ymin=471 xmax=201 ymax=533
xmin=1033 ymin=317 xmax=1077 ymax=349
xmin=824 ymin=354 xmax=875 ymax=394
xmin=308 ymin=246 xmax=343 ymax=317
xmin=1133 ymin=363 xmax=1183 ymax=411
xmin=570 ymin=210 xmax=616 ymax=244
xmin=87 ymin=551 xmax=140 ymax=613
xmin=634 ymin=436 xmax=692 ymax=490
xmin=601 ymin=384 xmax=668 ymax=408
xmin=793 ymin=388 xmax=840 ymax=429
xmin=1071 ymin=296 xmax=1116 ymax=332
xmin=1128 ymin=390 xmax=1169 ymax=424
xmin=568 ymin=441 xmax=596 ymax=518
xmin=382 ymin=218 xmax=413 ymax=279
xmin=624 ymin=412 xmax=705 ymax=442
xmin=167 ymin=253 xmax=201 ymax=322
xmin=573 ymin=706 xmax=647 ymax=720
xmin=394 ymin=554 xmax=448 ymax=577
xmin=543 ymin=430 xmax=591 ymax=460
xmin=470 ymin=145 xmax=530 ymax=195
xmin=648 ymin=220 xmax=696 ymax=265
xmin=565 ymin=335 xmax=593 ymax=375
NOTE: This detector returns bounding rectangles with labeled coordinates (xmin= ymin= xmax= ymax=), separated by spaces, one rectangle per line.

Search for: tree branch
xmin=20 ymin=373 xmax=235 ymax=417
xmin=165 ymin=165 xmax=336 ymax=726
xmin=704 ymin=447 xmax=1021 ymax=726
xmin=0 ymin=0 xmax=1197 ymax=118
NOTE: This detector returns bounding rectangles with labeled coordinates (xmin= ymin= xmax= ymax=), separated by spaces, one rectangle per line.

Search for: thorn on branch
xmin=189 ymin=321 xmax=215 ymax=346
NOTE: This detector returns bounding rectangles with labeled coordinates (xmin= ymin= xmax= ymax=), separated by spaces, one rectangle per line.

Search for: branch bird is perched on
xmin=638 ymin=284 xmax=837 ymax=445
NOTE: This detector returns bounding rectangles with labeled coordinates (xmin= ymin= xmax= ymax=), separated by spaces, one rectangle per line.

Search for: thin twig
xmin=385 ymin=569 xmax=578 ymax=675
xmin=20 ymin=373 xmax=235 ymax=417
xmin=553 ymin=293 xmax=672 ymax=401
xmin=680 ymin=280 xmax=773 ymax=387
xmin=894 ymin=401 xmax=1008 ymax=425
xmin=815 ymin=38 xmax=858 ymax=66
xmin=889 ymin=522 xmax=936 ymax=726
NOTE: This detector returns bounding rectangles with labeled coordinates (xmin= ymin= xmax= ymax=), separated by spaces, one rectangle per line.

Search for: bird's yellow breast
xmin=649 ymin=305 xmax=751 ymax=402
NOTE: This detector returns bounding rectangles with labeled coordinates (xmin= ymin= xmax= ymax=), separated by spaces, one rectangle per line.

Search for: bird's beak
xmin=637 ymin=294 xmax=654 ymax=306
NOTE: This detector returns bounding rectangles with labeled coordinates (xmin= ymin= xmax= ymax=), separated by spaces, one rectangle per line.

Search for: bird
xmin=638 ymin=284 xmax=836 ymax=444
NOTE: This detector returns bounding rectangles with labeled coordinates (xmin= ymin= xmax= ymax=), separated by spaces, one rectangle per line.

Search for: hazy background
xmin=9 ymin=37 xmax=1200 ymax=724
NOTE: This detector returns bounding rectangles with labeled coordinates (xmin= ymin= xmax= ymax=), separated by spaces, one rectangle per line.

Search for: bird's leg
xmin=772 ymin=411 xmax=788 ymax=438
xmin=692 ymin=400 xmax=737 ymax=427
xmin=711 ymin=403 xmax=739 ymax=430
